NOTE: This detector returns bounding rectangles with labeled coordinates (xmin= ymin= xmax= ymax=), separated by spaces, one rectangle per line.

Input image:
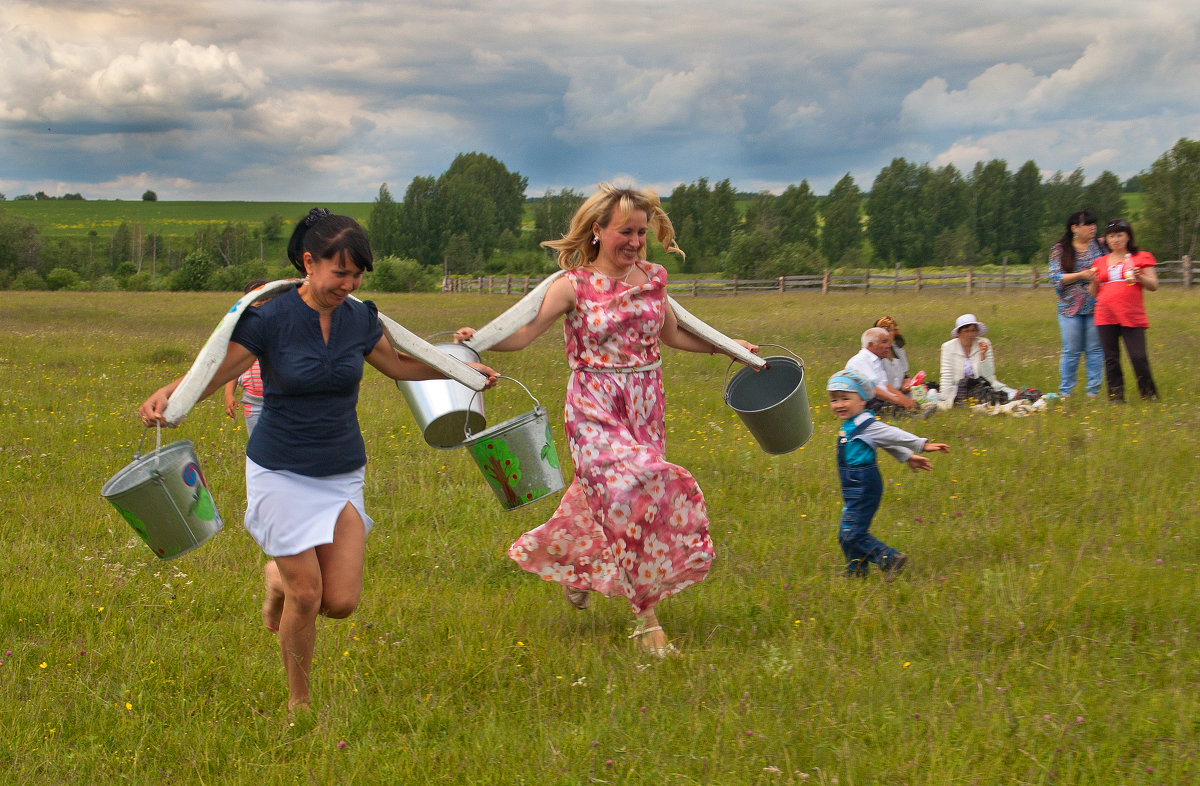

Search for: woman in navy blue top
xmin=140 ymin=209 xmax=497 ymax=712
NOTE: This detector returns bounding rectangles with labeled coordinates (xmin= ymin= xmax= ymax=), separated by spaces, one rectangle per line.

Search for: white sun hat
xmin=951 ymin=313 xmax=987 ymax=337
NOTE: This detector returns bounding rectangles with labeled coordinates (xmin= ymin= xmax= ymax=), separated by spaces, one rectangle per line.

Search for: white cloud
xmin=2 ymin=0 xmax=1199 ymax=200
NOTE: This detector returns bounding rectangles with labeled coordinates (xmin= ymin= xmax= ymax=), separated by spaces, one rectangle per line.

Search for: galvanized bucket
xmin=463 ymin=377 xmax=564 ymax=511
xmin=100 ymin=428 xmax=224 ymax=559
xmin=396 ymin=333 xmax=486 ymax=448
xmin=723 ymin=345 xmax=813 ymax=455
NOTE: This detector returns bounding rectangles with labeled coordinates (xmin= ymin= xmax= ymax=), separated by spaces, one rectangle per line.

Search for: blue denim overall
xmin=837 ymin=414 xmax=901 ymax=576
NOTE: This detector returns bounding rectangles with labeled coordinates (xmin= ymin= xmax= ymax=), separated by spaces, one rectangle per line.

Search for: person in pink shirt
xmin=1089 ymin=219 xmax=1159 ymax=401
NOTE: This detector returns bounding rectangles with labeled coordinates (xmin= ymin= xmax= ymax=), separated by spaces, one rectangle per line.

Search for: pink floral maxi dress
xmin=507 ymin=263 xmax=714 ymax=613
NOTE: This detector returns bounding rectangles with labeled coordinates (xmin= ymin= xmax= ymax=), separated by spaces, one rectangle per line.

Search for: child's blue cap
xmin=826 ymin=369 xmax=873 ymax=402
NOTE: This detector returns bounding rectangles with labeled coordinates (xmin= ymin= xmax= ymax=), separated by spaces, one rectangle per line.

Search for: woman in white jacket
xmin=938 ymin=314 xmax=1017 ymax=404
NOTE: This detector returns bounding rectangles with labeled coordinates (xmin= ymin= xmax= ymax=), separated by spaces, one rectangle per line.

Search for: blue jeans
xmin=1058 ymin=313 xmax=1103 ymax=397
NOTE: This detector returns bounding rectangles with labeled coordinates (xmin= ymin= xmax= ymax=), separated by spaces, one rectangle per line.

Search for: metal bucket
xmin=463 ymin=377 xmax=564 ymax=511
xmin=100 ymin=429 xmax=224 ymax=559
xmin=396 ymin=333 xmax=486 ymax=448
xmin=723 ymin=346 xmax=813 ymax=455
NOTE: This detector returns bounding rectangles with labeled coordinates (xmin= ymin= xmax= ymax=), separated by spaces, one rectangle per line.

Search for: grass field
xmin=2 ymin=288 xmax=1198 ymax=784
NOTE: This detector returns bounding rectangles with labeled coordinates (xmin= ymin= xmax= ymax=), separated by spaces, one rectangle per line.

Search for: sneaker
xmin=882 ymin=552 xmax=908 ymax=582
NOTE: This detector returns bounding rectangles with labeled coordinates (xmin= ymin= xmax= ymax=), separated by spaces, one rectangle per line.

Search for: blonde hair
xmin=540 ymin=182 xmax=684 ymax=270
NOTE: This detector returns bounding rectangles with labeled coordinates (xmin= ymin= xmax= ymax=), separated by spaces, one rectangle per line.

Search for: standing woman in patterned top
xmin=1089 ymin=218 xmax=1159 ymax=401
xmin=1048 ymin=210 xmax=1105 ymax=398
xmin=454 ymin=184 xmax=759 ymax=657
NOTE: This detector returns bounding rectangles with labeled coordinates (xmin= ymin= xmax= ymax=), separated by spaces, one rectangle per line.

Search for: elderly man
xmin=846 ymin=327 xmax=921 ymax=415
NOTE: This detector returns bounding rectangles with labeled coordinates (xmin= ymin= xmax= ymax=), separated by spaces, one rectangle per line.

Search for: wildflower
xmin=337 ymin=740 xmax=347 ymax=750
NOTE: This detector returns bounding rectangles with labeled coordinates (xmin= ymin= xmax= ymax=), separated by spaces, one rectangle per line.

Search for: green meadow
xmin=1 ymin=288 xmax=1197 ymax=784
xmin=2 ymin=201 xmax=374 ymax=240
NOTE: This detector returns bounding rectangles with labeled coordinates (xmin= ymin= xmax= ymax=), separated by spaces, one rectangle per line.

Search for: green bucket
xmin=463 ymin=377 xmax=564 ymax=511
xmin=100 ymin=428 xmax=223 ymax=559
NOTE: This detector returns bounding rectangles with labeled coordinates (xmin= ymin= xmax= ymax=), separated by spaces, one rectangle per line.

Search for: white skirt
xmin=244 ymin=457 xmax=375 ymax=557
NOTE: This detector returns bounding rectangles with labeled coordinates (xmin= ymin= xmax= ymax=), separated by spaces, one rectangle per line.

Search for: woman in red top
xmin=1089 ymin=218 xmax=1159 ymax=400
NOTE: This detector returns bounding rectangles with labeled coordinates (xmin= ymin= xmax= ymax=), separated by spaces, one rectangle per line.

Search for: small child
xmin=827 ymin=369 xmax=949 ymax=580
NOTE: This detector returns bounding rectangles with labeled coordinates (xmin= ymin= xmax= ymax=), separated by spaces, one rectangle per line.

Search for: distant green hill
xmin=1 ymin=200 xmax=373 ymax=240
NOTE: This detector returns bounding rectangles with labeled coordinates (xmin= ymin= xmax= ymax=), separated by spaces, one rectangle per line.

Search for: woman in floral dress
xmin=455 ymin=184 xmax=758 ymax=657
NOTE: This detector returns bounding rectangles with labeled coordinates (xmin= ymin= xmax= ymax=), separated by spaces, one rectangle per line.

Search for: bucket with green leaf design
xmin=101 ymin=427 xmax=223 ymax=559
xmin=463 ymin=377 xmax=564 ymax=511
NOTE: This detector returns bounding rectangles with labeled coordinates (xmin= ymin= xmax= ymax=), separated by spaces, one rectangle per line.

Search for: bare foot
xmin=261 ymin=561 xmax=284 ymax=632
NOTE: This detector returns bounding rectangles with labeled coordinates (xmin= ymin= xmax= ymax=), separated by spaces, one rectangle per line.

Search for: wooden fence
xmin=443 ymin=256 xmax=1195 ymax=297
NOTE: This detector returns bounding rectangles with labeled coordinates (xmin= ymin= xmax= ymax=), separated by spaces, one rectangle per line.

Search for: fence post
xmin=778 ymin=276 xmax=785 ymax=293
xmin=822 ymin=269 xmax=830 ymax=294
xmin=1030 ymin=263 xmax=1038 ymax=289
xmin=864 ymin=268 xmax=870 ymax=295
xmin=1184 ymin=256 xmax=1193 ymax=288
xmin=524 ymin=275 xmax=530 ymax=293
xmin=732 ymin=276 xmax=738 ymax=295
xmin=1001 ymin=255 xmax=1008 ymax=290
xmin=893 ymin=263 xmax=900 ymax=293
xmin=966 ymin=269 xmax=973 ymax=295
xmin=914 ymin=268 xmax=922 ymax=292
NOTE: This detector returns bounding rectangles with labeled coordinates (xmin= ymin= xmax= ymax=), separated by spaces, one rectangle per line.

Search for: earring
xmin=592 ymin=236 xmax=599 ymax=246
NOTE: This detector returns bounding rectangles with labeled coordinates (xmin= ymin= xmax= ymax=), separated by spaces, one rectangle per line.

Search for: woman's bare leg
xmin=270 ymin=503 xmax=367 ymax=710
xmin=262 ymin=560 xmax=284 ymax=632
xmin=272 ymin=550 xmax=323 ymax=710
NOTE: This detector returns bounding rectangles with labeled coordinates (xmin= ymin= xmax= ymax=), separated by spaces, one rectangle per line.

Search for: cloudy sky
xmin=3 ymin=0 xmax=1199 ymax=202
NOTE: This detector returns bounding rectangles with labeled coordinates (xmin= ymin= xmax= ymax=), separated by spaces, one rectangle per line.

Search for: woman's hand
xmin=139 ymin=388 xmax=172 ymax=427
xmin=454 ymin=327 xmax=475 ymax=343
xmin=468 ymin=362 xmax=501 ymax=389
xmin=923 ymin=441 xmax=950 ymax=454
xmin=978 ymin=339 xmax=989 ymax=358
xmin=734 ymin=339 xmax=760 ymax=355
xmin=1076 ymin=268 xmax=1096 ymax=283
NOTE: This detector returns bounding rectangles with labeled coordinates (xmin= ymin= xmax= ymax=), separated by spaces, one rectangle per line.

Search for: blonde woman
xmin=456 ymin=184 xmax=758 ymax=657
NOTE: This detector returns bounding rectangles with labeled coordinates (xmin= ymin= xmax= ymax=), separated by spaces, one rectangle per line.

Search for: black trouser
xmin=1096 ymin=324 xmax=1158 ymax=400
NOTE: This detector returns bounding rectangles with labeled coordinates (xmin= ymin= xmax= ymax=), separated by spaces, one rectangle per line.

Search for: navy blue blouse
xmin=231 ymin=287 xmax=384 ymax=476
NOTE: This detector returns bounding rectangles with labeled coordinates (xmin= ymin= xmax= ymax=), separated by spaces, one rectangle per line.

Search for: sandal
xmin=628 ymin=624 xmax=680 ymax=659
xmin=564 ymin=585 xmax=590 ymax=610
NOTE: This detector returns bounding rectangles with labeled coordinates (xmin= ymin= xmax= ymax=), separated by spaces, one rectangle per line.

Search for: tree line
xmin=2 ymin=139 xmax=1198 ymax=291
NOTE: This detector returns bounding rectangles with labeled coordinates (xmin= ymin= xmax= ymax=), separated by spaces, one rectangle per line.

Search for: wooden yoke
xmin=161 ymin=279 xmax=488 ymax=426
xmin=464 ymin=270 xmax=765 ymax=369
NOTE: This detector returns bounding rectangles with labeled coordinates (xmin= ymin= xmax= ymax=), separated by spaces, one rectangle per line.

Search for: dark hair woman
xmin=1048 ymin=210 xmax=1105 ymax=398
xmin=1088 ymin=218 xmax=1159 ymax=401
xmin=140 ymin=208 xmax=497 ymax=711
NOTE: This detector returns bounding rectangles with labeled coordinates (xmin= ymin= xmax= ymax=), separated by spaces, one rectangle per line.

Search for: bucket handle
xmin=131 ymin=423 xmax=165 ymax=463
xmin=464 ymin=376 xmax=541 ymax=439
xmin=722 ymin=344 xmax=804 ymax=402
xmin=424 ymin=330 xmax=459 ymax=341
